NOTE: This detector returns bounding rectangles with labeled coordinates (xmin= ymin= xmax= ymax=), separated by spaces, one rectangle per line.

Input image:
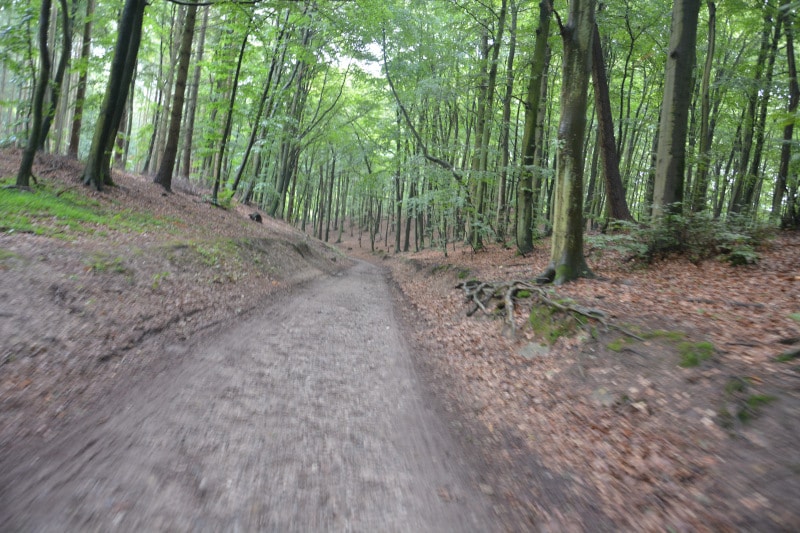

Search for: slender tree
xmin=516 ymin=0 xmax=551 ymax=254
xmin=16 ymin=0 xmax=52 ymax=188
xmin=652 ymin=0 xmax=701 ymax=218
xmin=774 ymin=1 xmax=799 ymax=224
xmin=154 ymin=4 xmax=197 ymax=192
xmin=590 ymin=20 xmax=633 ymax=222
xmin=38 ymin=0 xmax=71 ymax=150
xmin=68 ymin=0 xmax=95 ymax=158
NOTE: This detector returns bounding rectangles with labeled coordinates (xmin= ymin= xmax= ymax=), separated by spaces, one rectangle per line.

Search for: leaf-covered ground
xmin=336 ymin=226 xmax=800 ymax=531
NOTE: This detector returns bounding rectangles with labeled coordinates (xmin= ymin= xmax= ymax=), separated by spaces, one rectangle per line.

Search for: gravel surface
xmin=0 ymin=260 xmax=496 ymax=532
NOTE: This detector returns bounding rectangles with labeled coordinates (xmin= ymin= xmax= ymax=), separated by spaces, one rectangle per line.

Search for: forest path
xmin=0 ymin=260 xmax=496 ymax=532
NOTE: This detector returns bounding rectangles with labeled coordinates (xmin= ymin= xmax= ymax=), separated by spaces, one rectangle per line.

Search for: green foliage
xmin=677 ymin=340 xmax=715 ymax=367
xmin=789 ymin=313 xmax=800 ymax=323
xmin=591 ymin=213 xmax=769 ymax=265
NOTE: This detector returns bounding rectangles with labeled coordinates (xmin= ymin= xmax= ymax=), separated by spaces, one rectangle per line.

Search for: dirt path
xmin=0 ymin=260 xmax=496 ymax=532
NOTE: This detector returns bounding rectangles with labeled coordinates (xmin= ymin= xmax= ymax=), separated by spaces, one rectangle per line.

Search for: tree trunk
xmin=590 ymin=21 xmax=633 ymax=222
xmin=651 ymin=0 xmax=700 ymax=218
xmin=775 ymin=2 xmax=799 ymax=223
xmin=154 ymin=4 xmax=197 ymax=192
xmin=180 ymin=6 xmax=208 ymax=179
xmin=68 ymin=0 xmax=95 ymax=158
xmin=495 ymin=0 xmax=518 ymax=242
xmin=82 ymin=0 xmax=146 ymax=190
xmin=38 ymin=0 xmax=71 ymax=151
xmin=738 ymin=12 xmax=782 ymax=214
xmin=541 ymin=0 xmax=595 ymax=285
xmin=16 ymin=0 xmax=52 ymax=188
xmin=212 ymin=28 xmax=249 ymax=204
xmin=690 ymin=1 xmax=716 ymax=212
xmin=515 ymin=0 xmax=551 ymax=254
xmin=729 ymin=12 xmax=775 ymax=214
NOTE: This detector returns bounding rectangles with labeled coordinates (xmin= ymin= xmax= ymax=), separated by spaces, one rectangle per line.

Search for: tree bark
xmin=729 ymin=11 xmax=775 ymax=214
xmin=515 ymin=0 xmax=551 ymax=254
xmin=68 ymin=0 xmax=95 ymax=158
xmin=82 ymin=0 xmax=146 ymax=190
xmin=541 ymin=0 xmax=595 ymax=285
xmin=690 ymin=1 xmax=716 ymax=212
xmin=16 ymin=0 xmax=52 ymax=188
xmin=38 ymin=0 xmax=71 ymax=151
xmin=590 ymin=21 xmax=633 ymax=222
xmin=180 ymin=6 xmax=208 ymax=178
xmin=775 ymin=2 xmax=799 ymax=223
xmin=652 ymin=0 xmax=700 ymax=218
xmin=154 ymin=4 xmax=197 ymax=192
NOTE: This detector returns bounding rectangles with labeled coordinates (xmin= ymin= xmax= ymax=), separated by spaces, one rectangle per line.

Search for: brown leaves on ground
xmin=338 ymin=229 xmax=800 ymax=532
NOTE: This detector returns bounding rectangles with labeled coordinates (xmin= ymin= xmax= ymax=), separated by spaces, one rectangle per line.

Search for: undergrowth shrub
xmin=588 ymin=208 xmax=770 ymax=265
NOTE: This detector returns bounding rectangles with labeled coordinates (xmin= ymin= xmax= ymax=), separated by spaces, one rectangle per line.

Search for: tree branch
xmin=380 ymin=27 xmax=467 ymax=189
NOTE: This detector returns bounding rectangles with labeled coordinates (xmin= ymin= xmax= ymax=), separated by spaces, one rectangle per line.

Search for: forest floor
xmin=337 ymin=222 xmax=800 ymax=531
xmin=1 ymin=148 xmax=799 ymax=531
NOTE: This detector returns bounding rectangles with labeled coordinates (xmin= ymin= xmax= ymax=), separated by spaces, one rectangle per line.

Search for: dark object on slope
xmin=249 ymin=212 xmax=262 ymax=223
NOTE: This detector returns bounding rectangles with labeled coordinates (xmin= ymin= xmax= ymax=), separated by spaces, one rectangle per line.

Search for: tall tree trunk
xmin=515 ymin=0 xmax=551 ymax=254
xmin=590 ymin=21 xmax=633 ymax=222
xmin=739 ymin=12 xmax=782 ymax=214
xmin=16 ymin=0 xmax=52 ymax=188
xmin=82 ymin=0 xmax=146 ymax=190
xmin=541 ymin=0 xmax=595 ymax=285
xmin=38 ymin=0 xmax=71 ymax=151
xmin=729 ymin=11 xmax=775 ymax=214
xmin=212 ymin=27 xmax=249 ymax=204
xmin=495 ymin=0 xmax=518 ymax=242
xmin=690 ymin=1 xmax=716 ymax=212
xmin=180 ymin=6 xmax=208 ymax=179
xmin=651 ymin=0 xmax=700 ymax=218
xmin=775 ymin=2 xmax=799 ymax=223
xmin=68 ymin=0 xmax=94 ymax=158
xmin=154 ymin=4 xmax=197 ymax=192
xmin=467 ymin=0 xmax=507 ymax=249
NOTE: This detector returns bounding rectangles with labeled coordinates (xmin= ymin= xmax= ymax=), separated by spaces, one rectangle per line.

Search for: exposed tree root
xmin=456 ymin=279 xmax=642 ymax=339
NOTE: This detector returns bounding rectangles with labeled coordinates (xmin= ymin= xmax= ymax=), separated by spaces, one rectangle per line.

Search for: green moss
xmin=515 ymin=289 xmax=531 ymax=298
xmin=607 ymin=337 xmax=629 ymax=352
xmin=678 ymin=341 xmax=715 ymax=367
xmin=529 ymin=304 xmax=584 ymax=345
xmin=457 ymin=268 xmax=471 ymax=279
xmin=0 ymin=178 xmax=175 ymax=238
xmin=789 ymin=313 xmax=800 ymax=323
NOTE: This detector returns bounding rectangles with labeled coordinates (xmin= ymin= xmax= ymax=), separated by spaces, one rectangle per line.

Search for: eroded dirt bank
xmin=0 ymin=260 xmax=496 ymax=532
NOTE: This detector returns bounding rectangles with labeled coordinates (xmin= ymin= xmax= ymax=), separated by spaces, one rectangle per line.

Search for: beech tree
xmin=82 ymin=0 xmax=147 ymax=190
xmin=154 ymin=4 xmax=197 ymax=192
xmin=539 ymin=0 xmax=595 ymax=285
xmin=652 ymin=0 xmax=700 ymax=218
xmin=15 ymin=0 xmax=52 ymax=188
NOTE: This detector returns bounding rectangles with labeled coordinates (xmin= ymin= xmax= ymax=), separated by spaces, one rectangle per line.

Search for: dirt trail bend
xmin=0 ymin=260 xmax=496 ymax=532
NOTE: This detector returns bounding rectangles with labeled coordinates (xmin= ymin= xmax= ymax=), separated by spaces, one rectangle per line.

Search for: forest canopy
xmin=2 ymin=0 xmax=798 ymax=281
